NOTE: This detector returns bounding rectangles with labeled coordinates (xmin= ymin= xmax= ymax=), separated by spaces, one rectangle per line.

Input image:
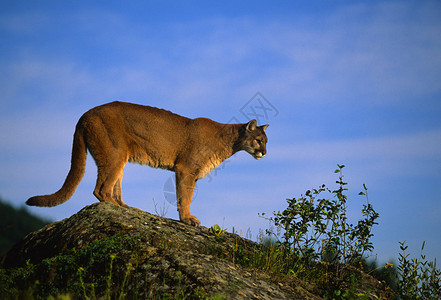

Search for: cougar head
xmin=239 ymin=119 xmax=269 ymax=160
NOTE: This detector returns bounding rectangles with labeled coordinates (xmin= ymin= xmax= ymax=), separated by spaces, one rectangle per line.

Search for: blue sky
xmin=1 ymin=0 xmax=440 ymax=264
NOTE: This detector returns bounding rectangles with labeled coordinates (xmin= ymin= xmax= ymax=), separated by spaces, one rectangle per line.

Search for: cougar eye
xmin=255 ymin=138 xmax=262 ymax=145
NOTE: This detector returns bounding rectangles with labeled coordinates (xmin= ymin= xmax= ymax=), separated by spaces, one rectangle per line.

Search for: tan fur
xmin=26 ymin=101 xmax=269 ymax=226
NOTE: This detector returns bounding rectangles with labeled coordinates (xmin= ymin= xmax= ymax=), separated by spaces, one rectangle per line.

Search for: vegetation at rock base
xmin=0 ymin=165 xmax=440 ymax=299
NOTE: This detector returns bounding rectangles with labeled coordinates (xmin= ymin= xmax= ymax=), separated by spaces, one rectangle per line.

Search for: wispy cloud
xmin=2 ymin=2 xmax=441 ymax=112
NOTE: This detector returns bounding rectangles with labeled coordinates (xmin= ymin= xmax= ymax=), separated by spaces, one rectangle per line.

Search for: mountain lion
xmin=26 ymin=101 xmax=269 ymax=226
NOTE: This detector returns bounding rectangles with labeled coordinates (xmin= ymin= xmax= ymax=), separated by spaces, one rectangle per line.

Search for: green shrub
xmin=259 ymin=164 xmax=440 ymax=298
xmin=263 ymin=164 xmax=379 ymax=266
xmin=397 ymin=241 xmax=440 ymax=299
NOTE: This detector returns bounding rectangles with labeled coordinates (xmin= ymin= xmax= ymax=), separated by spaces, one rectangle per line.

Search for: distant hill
xmin=0 ymin=198 xmax=51 ymax=256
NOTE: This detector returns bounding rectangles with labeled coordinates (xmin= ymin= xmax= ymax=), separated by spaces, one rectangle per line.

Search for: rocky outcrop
xmin=2 ymin=202 xmax=389 ymax=299
xmin=2 ymin=202 xmax=317 ymax=299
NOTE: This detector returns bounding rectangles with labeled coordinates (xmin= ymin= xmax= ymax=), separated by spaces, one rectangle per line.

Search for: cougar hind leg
xmin=93 ymin=152 xmax=128 ymax=207
xmin=112 ymin=176 xmax=129 ymax=207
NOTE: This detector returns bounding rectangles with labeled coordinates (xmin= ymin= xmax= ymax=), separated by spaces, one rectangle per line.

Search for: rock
xmin=1 ymin=202 xmax=390 ymax=299
xmin=1 ymin=203 xmax=311 ymax=299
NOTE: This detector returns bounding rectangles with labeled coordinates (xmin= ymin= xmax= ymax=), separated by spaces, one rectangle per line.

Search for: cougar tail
xmin=26 ymin=125 xmax=87 ymax=207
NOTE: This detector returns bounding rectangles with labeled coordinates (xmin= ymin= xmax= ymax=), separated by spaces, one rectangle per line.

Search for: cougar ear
xmin=246 ymin=119 xmax=257 ymax=132
xmin=261 ymin=124 xmax=269 ymax=131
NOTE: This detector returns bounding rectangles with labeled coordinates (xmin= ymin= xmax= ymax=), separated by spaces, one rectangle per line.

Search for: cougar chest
xmin=196 ymin=154 xmax=226 ymax=179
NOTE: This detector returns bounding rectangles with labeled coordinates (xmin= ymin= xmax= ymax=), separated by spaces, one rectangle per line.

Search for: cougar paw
xmin=181 ymin=216 xmax=200 ymax=227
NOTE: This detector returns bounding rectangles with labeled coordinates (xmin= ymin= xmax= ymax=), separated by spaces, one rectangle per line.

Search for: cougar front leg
xmin=175 ymin=170 xmax=199 ymax=226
